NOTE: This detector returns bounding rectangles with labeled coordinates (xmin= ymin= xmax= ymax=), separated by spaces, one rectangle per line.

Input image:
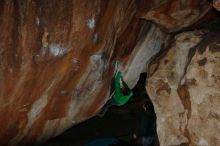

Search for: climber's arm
xmin=120 ymin=78 xmax=131 ymax=95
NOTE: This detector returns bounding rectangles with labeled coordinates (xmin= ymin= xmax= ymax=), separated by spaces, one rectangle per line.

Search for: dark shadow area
xmin=42 ymin=73 xmax=159 ymax=146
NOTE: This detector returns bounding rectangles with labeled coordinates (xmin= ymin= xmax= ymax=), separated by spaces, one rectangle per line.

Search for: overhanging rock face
xmin=137 ymin=0 xmax=211 ymax=32
xmin=0 ymin=0 xmax=219 ymax=145
xmin=0 ymin=0 xmax=143 ymax=145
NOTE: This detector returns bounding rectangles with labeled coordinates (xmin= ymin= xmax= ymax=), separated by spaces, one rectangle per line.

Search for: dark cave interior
xmin=41 ymin=73 xmax=159 ymax=146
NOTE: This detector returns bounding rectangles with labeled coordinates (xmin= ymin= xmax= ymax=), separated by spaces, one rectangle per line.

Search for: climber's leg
xmin=97 ymin=98 xmax=116 ymax=117
xmin=140 ymin=99 xmax=157 ymax=146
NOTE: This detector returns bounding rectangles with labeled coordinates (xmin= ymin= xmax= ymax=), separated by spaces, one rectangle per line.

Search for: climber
xmin=139 ymin=98 xmax=157 ymax=146
xmin=130 ymin=73 xmax=158 ymax=146
xmin=97 ymin=71 xmax=133 ymax=117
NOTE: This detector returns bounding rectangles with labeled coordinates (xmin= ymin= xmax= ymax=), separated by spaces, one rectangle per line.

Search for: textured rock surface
xmin=123 ymin=24 xmax=169 ymax=89
xmin=0 ymin=0 xmax=145 ymax=145
xmin=0 ymin=0 xmax=219 ymax=145
xmin=214 ymin=0 xmax=220 ymax=10
xmin=147 ymin=30 xmax=220 ymax=145
xmin=137 ymin=0 xmax=211 ymax=32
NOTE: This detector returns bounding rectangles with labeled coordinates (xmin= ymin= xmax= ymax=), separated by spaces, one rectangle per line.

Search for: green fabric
xmin=112 ymin=72 xmax=133 ymax=106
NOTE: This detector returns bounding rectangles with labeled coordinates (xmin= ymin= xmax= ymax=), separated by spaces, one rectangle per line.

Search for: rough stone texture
xmin=0 ymin=0 xmax=145 ymax=145
xmin=123 ymin=24 xmax=169 ymax=89
xmin=147 ymin=30 xmax=220 ymax=146
xmin=213 ymin=0 xmax=220 ymax=10
xmin=137 ymin=0 xmax=212 ymax=32
xmin=0 ymin=0 xmax=219 ymax=145
xmin=0 ymin=0 xmax=170 ymax=145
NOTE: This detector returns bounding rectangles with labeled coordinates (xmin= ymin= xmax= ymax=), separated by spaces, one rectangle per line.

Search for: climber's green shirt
xmin=112 ymin=72 xmax=133 ymax=106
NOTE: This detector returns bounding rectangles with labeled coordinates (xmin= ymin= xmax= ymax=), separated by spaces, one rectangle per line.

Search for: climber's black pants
xmin=97 ymin=98 xmax=117 ymax=117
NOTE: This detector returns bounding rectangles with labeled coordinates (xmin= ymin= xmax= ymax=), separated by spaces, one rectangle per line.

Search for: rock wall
xmin=214 ymin=0 xmax=220 ymax=10
xmin=147 ymin=30 xmax=220 ymax=145
xmin=0 ymin=0 xmax=219 ymax=145
xmin=0 ymin=0 xmax=144 ymax=145
xmin=137 ymin=0 xmax=211 ymax=32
